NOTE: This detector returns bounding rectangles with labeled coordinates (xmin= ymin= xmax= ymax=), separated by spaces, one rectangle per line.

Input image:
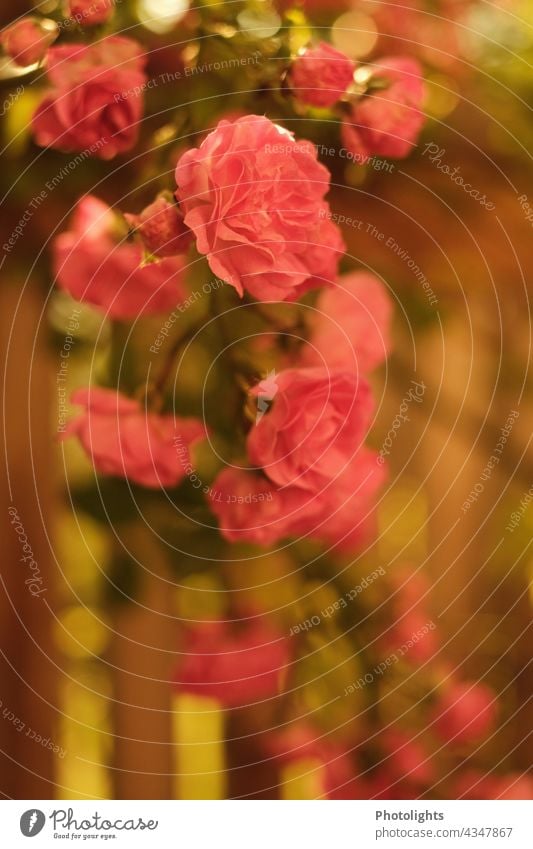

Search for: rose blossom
xmin=61 ymin=387 xmax=206 ymax=488
xmin=247 ymin=367 xmax=374 ymax=491
xmin=175 ymin=115 xmax=345 ymax=301
xmin=289 ymin=42 xmax=355 ymax=108
xmin=207 ymin=468 xmax=300 ymax=546
xmin=67 ymin=0 xmax=115 ymax=26
xmin=53 ymin=195 xmax=187 ymax=318
xmin=432 ymin=680 xmax=498 ymax=744
xmin=307 ymin=449 xmax=386 ymax=550
xmin=342 ymin=57 xmax=425 ymax=160
xmin=173 ymin=619 xmax=290 ymax=708
xmin=209 ymin=449 xmax=385 ymax=551
xmin=1 ymin=17 xmax=57 ymax=67
xmin=381 ymin=730 xmax=435 ymax=786
xmin=32 ymin=36 xmax=147 ymax=159
xmin=124 ymin=196 xmax=192 ymax=258
xmin=303 ymin=272 xmax=392 ymax=373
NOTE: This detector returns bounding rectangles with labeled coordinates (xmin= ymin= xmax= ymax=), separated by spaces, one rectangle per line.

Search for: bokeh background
xmin=0 ymin=0 xmax=531 ymax=799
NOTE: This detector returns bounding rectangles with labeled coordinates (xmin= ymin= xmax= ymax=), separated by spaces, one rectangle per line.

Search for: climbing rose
xmin=341 ymin=57 xmax=425 ymax=159
xmin=209 ymin=449 xmax=385 ymax=551
xmin=61 ymin=387 xmax=206 ymax=488
xmin=175 ymin=115 xmax=345 ymax=301
xmin=32 ymin=36 xmax=146 ymax=159
xmin=1 ymin=17 xmax=57 ymax=67
xmin=303 ymin=271 xmax=392 ymax=373
xmin=247 ymin=367 xmax=374 ymax=491
xmin=173 ymin=619 xmax=290 ymax=708
xmin=53 ymin=196 xmax=186 ymax=318
xmin=207 ymin=468 xmax=303 ymax=546
xmin=289 ymin=42 xmax=355 ymax=108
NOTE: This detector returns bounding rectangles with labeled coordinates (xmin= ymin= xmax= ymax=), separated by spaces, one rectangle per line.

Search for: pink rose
xmin=432 ymin=681 xmax=497 ymax=744
xmin=342 ymin=57 xmax=425 ymax=160
xmin=53 ymin=196 xmax=187 ymax=318
xmin=381 ymin=730 xmax=435 ymax=786
xmin=173 ymin=619 xmax=290 ymax=708
xmin=124 ymin=196 xmax=192 ymax=258
xmin=32 ymin=36 xmax=147 ymax=159
xmin=175 ymin=115 xmax=345 ymax=301
xmin=289 ymin=42 xmax=355 ymax=108
xmin=384 ymin=612 xmax=439 ymax=663
xmin=209 ymin=449 xmax=385 ymax=551
xmin=61 ymin=387 xmax=206 ymax=488
xmin=207 ymin=468 xmax=299 ymax=546
xmin=1 ymin=17 xmax=57 ymax=67
xmin=247 ymin=367 xmax=374 ymax=491
xmin=303 ymin=272 xmax=392 ymax=373
xmin=305 ymin=449 xmax=386 ymax=551
xmin=67 ymin=0 xmax=115 ymax=26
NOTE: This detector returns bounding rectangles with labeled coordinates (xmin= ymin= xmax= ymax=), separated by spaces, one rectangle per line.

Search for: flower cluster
xmin=53 ymin=196 xmax=187 ymax=318
xmin=171 ymin=565 xmax=531 ymax=800
xmin=208 ymin=268 xmax=390 ymax=549
xmin=287 ymin=43 xmax=426 ymax=161
xmin=54 ymin=109 xmax=391 ymax=553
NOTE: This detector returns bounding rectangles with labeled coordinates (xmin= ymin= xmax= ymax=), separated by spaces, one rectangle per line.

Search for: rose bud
xmin=289 ymin=42 xmax=355 ymax=108
xmin=124 ymin=196 xmax=192 ymax=258
xmin=67 ymin=0 xmax=115 ymax=27
xmin=1 ymin=17 xmax=57 ymax=67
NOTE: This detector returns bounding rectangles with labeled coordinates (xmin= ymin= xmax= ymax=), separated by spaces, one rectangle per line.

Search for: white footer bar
xmin=3 ymin=800 xmax=531 ymax=848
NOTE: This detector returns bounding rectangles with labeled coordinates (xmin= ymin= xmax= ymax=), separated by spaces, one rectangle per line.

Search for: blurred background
xmin=0 ymin=0 xmax=531 ymax=799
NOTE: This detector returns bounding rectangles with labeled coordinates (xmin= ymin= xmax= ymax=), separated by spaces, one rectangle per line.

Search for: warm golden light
xmin=137 ymin=0 xmax=190 ymax=33
xmin=332 ymin=12 xmax=378 ymax=59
